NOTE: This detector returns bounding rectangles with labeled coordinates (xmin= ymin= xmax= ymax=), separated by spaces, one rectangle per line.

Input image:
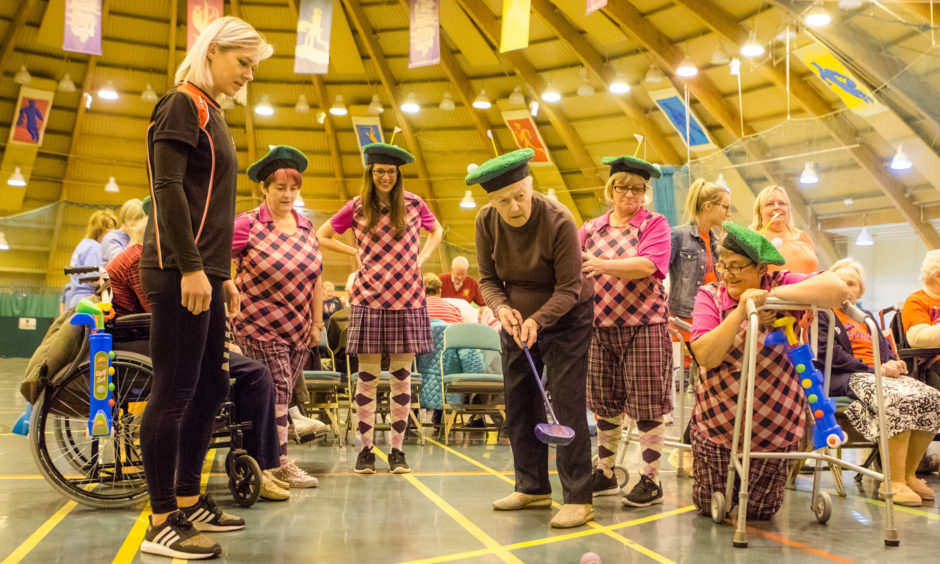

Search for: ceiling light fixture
xmin=105 ymin=176 xmax=120 ymax=193
xmin=711 ymin=47 xmax=730 ymax=66
xmin=368 ymin=94 xmax=383 ymax=114
xmin=676 ymin=56 xmax=698 ymax=78
xmin=98 ymin=80 xmax=119 ymax=100
xmin=295 ymin=94 xmax=310 ymax=113
xmin=58 ymin=73 xmax=76 ymax=93
xmin=890 ymin=144 xmax=912 ymax=170
xmin=509 ymin=86 xmax=525 ymax=106
xmin=541 ymin=82 xmax=561 ymax=103
xmin=844 ymin=198 xmax=854 ymax=206
xmin=472 ymin=88 xmax=492 ymax=109
xmin=577 ymin=67 xmax=594 ymax=97
xmin=294 ymin=195 xmax=306 ymax=208
xmin=459 ymin=190 xmax=476 ymax=209
xmin=7 ymin=167 xmax=26 ymax=187
xmin=141 ymin=83 xmax=158 ymax=103
xmin=644 ymin=65 xmax=664 ymax=83
xmin=220 ymin=96 xmax=235 ymax=110
xmin=546 ymin=188 xmax=560 ymax=202
xmin=14 ymin=65 xmax=31 ymax=85
xmin=439 ymin=91 xmax=455 ymax=111
xmin=254 ymin=95 xmax=274 ymax=116
xmin=715 ymin=173 xmax=729 ymax=189
xmin=838 ymin=0 xmax=864 ymax=9
xmin=805 ymin=4 xmax=832 ymax=27
xmin=855 ymin=226 xmax=874 ymax=246
xmin=329 ymin=95 xmax=348 ymax=116
xmin=799 ymin=161 xmax=819 ymax=184
xmin=740 ymin=36 xmax=765 ymax=58
xmin=0 ymin=231 xmax=9 ymax=251
xmin=608 ymin=71 xmax=630 ymax=94
xmin=401 ymin=92 xmax=420 ymax=113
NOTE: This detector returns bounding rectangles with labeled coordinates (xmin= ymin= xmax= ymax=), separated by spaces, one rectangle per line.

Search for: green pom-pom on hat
xmin=247 ymin=145 xmax=308 ymax=183
xmin=363 ymin=143 xmax=415 ymax=167
xmin=721 ymin=222 xmax=785 ymax=266
xmin=601 ymin=155 xmax=661 ymax=180
xmin=141 ymin=195 xmax=152 ymax=217
xmin=465 ymin=148 xmax=535 ymax=192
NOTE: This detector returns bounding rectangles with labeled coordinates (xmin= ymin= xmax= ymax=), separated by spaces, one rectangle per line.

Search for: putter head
xmin=535 ymin=423 xmax=575 ymax=446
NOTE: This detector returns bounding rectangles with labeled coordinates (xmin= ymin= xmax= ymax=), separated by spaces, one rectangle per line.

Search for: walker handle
xmin=840 ymin=302 xmax=869 ymax=325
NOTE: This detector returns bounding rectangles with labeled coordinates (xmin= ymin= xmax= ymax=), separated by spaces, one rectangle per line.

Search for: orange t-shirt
xmin=764 ymin=229 xmax=818 ymax=274
xmin=834 ymin=309 xmax=874 ymax=367
xmin=701 ymin=230 xmax=718 ymax=285
xmin=901 ymin=289 xmax=940 ymax=334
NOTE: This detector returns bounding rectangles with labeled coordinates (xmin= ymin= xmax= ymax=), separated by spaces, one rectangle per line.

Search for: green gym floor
xmin=1 ymin=356 xmax=939 ymax=564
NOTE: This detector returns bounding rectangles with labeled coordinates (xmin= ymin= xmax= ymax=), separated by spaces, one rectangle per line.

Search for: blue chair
xmin=439 ymin=323 xmax=505 ymax=444
xmin=302 ymin=331 xmax=344 ymax=444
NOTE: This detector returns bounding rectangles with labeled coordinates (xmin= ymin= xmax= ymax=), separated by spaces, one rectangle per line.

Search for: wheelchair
xmin=27 ymin=267 xmax=262 ymax=509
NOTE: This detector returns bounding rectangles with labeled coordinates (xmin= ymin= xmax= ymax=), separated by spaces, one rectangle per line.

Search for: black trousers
xmin=230 ymin=352 xmax=279 ymax=471
xmin=500 ymin=300 xmax=593 ymax=504
xmin=140 ymin=268 xmax=229 ymax=514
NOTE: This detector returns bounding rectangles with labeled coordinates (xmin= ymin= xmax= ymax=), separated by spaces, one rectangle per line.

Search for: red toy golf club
xmin=522 ymin=344 xmax=575 ymax=446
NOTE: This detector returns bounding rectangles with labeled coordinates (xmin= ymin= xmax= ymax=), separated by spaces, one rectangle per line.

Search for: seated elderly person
xmin=902 ymin=249 xmax=940 ymax=391
xmin=689 ymin=223 xmax=848 ymax=520
xmin=423 ymin=272 xmax=464 ymax=324
xmin=816 ymin=259 xmax=940 ymax=506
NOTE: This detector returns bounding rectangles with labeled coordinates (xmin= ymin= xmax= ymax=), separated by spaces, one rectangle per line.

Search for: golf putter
xmin=522 ymin=344 xmax=575 ymax=446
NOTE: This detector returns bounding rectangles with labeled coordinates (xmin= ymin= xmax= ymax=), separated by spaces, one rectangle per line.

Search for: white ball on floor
xmin=580 ymin=552 xmax=601 ymax=564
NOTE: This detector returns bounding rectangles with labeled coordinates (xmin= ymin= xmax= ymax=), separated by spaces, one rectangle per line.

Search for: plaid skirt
xmin=586 ymin=323 xmax=673 ymax=420
xmin=346 ymin=305 xmax=433 ymax=355
xmin=235 ymin=336 xmax=309 ymax=407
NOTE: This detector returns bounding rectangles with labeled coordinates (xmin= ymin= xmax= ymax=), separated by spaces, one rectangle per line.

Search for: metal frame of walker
xmin=709 ymin=298 xmax=898 ymax=548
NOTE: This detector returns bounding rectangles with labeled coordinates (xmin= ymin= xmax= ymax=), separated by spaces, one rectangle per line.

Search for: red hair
xmin=263 ymin=167 xmax=303 ymax=187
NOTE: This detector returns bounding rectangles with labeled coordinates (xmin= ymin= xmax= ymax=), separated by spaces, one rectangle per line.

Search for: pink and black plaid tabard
xmin=690 ymin=279 xmax=805 ymax=452
xmin=233 ymin=205 xmax=322 ymax=348
xmin=580 ymin=212 xmax=669 ymax=327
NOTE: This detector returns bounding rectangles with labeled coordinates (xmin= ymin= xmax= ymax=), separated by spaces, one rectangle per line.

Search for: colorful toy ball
xmin=580 ymin=552 xmax=601 ymax=564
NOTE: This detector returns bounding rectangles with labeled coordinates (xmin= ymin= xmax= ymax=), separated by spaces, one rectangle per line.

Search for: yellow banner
xmin=794 ymin=43 xmax=885 ymax=117
xmin=500 ymin=0 xmax=530 ymax=53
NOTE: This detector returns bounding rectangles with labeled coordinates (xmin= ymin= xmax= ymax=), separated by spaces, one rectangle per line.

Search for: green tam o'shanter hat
xmin=363 ymin=143 xmax=415 ymax=167
xmin=465 ymin=148 xmax=535 ymax=192
xmin=721 ymin=222 xmax=785 ymax=266
xmin=601 ymin=155 xmax=661 ymax=180
xmin=247 ymin=145 xmax=308 ymax=183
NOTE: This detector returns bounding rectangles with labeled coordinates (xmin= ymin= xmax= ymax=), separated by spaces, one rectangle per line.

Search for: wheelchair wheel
xmin=30 ymin=352 xmax=152 ymax=508
xmin=228 ymin=453 xmax=261 ymax=508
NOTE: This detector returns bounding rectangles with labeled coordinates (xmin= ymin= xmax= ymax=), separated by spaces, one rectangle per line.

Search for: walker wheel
xmin=228 ymin=454 xmax=261 ymax=508
xmin=813 ymin=492 xmax=832 ymax=524
xmin=613 ymin=465 xmax=629 ymax=489
xmin=710 ymin=491 xmax=726 ymax=524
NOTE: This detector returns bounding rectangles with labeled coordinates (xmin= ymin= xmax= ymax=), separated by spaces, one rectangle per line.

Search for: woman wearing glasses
xmin=750 ymin=185 xmax=817 ymax=274
xmin=579 ymin=156 xmax=673 ymax=508
xmin=317 ymin=143 xmax=443 ymax=475
xmin=688 ymin=223 xmax=848 ymax=520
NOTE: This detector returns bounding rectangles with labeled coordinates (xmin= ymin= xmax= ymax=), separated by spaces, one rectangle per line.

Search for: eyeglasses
xmin=612 ymin=184 xmax=647 ymax=196
xmin=715 ymin=262 xmax=754 ymax=276
xmin=712 ymin=202 xmax=730 ymax=212
xmin=762 ymin=200 xmax=788 ymax=208
xmin=372 ymin=168 xmax=398 ymax=177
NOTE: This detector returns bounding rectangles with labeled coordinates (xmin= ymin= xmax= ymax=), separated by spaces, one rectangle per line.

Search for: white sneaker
xmin=289 ymin=406 xmax=329 ymax=436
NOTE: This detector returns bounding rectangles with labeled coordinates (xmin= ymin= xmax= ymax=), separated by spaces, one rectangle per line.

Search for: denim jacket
xmin=668 ymin=221 xmax=718 ymax=318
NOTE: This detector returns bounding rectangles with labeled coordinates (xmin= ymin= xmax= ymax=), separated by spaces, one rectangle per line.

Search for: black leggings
xmin=140 ymin=268 xmax=229 ymax=514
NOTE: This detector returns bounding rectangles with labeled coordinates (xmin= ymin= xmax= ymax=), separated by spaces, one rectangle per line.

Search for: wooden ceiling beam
xmin=229 ymin=0 xmax=261 ymax=202
xmin=456 ymin=0 xmax=606 ymax=200
xmin=166 ymin=0 xmax=178 ymax=88
xmin=602 ymin=0 xmax=839 ymax=264
xmin=341 ymin=0 xmax=440 ymax=215
xmin=530 ymin=0 xmax=682 ymax=165
xmin=0 ymin=0 xmax=36 ymax=72
xmin=675 ymin=0 xmax=940 ymax=249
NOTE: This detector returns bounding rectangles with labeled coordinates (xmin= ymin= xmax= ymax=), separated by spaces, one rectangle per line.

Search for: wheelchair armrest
xmin=896 ymin=347 xmax=940 ymax=360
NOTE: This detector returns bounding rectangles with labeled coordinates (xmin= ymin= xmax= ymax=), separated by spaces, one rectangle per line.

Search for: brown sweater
xmin=475 ymin=195 xmax=591 ymax=328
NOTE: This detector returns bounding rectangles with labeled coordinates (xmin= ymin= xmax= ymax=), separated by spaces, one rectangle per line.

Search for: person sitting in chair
xmin=902 ymin=249 xmax=940 ymax=391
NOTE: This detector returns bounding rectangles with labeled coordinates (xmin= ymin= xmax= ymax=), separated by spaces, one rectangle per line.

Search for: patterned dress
xmin=329 ymin=192 xmax=436 ymax=355
xmin=579 ymin=208 xmax=673 ymax=420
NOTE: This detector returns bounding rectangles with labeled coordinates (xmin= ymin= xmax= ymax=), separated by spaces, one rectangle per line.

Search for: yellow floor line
xmin=824 ymin=488 xmax=940 ymax=521
xmin=373 ymin=447 xmax=523 ymax=564
xmin=113 ymin=449 xmax=217 ymax=564
xmin=1 ymin=498 xmax=81 ymax=564
xmin=426 ymin=438 xmax=681 ymax=563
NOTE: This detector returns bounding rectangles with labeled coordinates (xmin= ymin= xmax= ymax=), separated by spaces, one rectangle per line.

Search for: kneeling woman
xmin=689 ymin=223 xmax=847 ymax=520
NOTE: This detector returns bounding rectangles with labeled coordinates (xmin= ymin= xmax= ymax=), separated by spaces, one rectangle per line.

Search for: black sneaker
xmin=592 ymin=468 xmax=621 ymax=497
xmin=388 ymin=448 xmax=411 ymax=474
xmin=180 ymin=494 xmax=245 ymax=532
xmin=141 ymin=511 xmax=221 ymax=560
xmin=621 ymin=474 xmax=664 ymax=508
xmin=355 ymin=446 xmax=376 ymax=474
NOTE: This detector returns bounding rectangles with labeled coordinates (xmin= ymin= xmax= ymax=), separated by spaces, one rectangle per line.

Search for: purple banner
xmin=63 ymin=0 xmax=102 ymax=56
xmin=586 ymin=0 xmax=607 ymax=16
xmin=409 ymin=0 xmax=440 ymax=69
xmin=295 ymin=0 xmax=333 ymax=74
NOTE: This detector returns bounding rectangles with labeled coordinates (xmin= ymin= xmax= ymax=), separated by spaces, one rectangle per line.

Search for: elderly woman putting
xmin=470 ymin=148 xmax=594 ymax=529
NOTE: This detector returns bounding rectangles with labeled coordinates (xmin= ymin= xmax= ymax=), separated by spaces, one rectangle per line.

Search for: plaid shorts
xmin=586 ymin=323 xmax=673 ymax=420
xmin=346 ymin=305 xmax=433 ymax=355
xmin=690 ymin=424 xmax=795 ymax=520
xmin=236 ymin=336 xmax=309 ymax=406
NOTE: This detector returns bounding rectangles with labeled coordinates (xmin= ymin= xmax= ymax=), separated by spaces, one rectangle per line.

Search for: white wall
xmin=847 ymin=233 xmax=927 ymax=314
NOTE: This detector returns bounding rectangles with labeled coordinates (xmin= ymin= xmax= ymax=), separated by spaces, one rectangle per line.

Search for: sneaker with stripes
xmin=180 ymin=494 xmax=245 ymax=532
xmin=141 ymin=511 xmax=221 ymax=560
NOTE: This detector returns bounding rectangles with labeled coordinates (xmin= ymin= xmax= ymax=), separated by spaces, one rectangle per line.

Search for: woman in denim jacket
xmin=668 ymin=179 xmax=731 ymax=325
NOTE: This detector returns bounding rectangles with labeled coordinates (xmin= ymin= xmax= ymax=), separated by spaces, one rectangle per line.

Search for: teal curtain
xmin=651 ymin=165 xmax=678 ymax=226
xmin=0 ymin=288 xmax=61 ymax=317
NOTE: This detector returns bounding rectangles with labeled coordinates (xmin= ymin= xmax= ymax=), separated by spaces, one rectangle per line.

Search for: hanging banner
xmin=649 ymin=87 xmax=716 ymax=151
xmin=351 ymin=116 xmax=385 ymax=166
xmin=409 ymin=0 xmax=440 ymax=68
xmin=63 ymin=0 xmax=102 ymax=55
xmin=9 ymin=87 xmax=55 ymax=147
xmin=187 ymin=0 xmax=223 ymax=50
xmin=295 ymin=0 xmax=333 ymax=74
xmin=501 ymin=109 xmax=551 ymax=166
xmin=794 ymin=43 xmax=886 ymax=118
xmin=500 ymin=0 xmax=530 ymax=53
xmin=586 ymin=0 xmax=607 ymax=15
